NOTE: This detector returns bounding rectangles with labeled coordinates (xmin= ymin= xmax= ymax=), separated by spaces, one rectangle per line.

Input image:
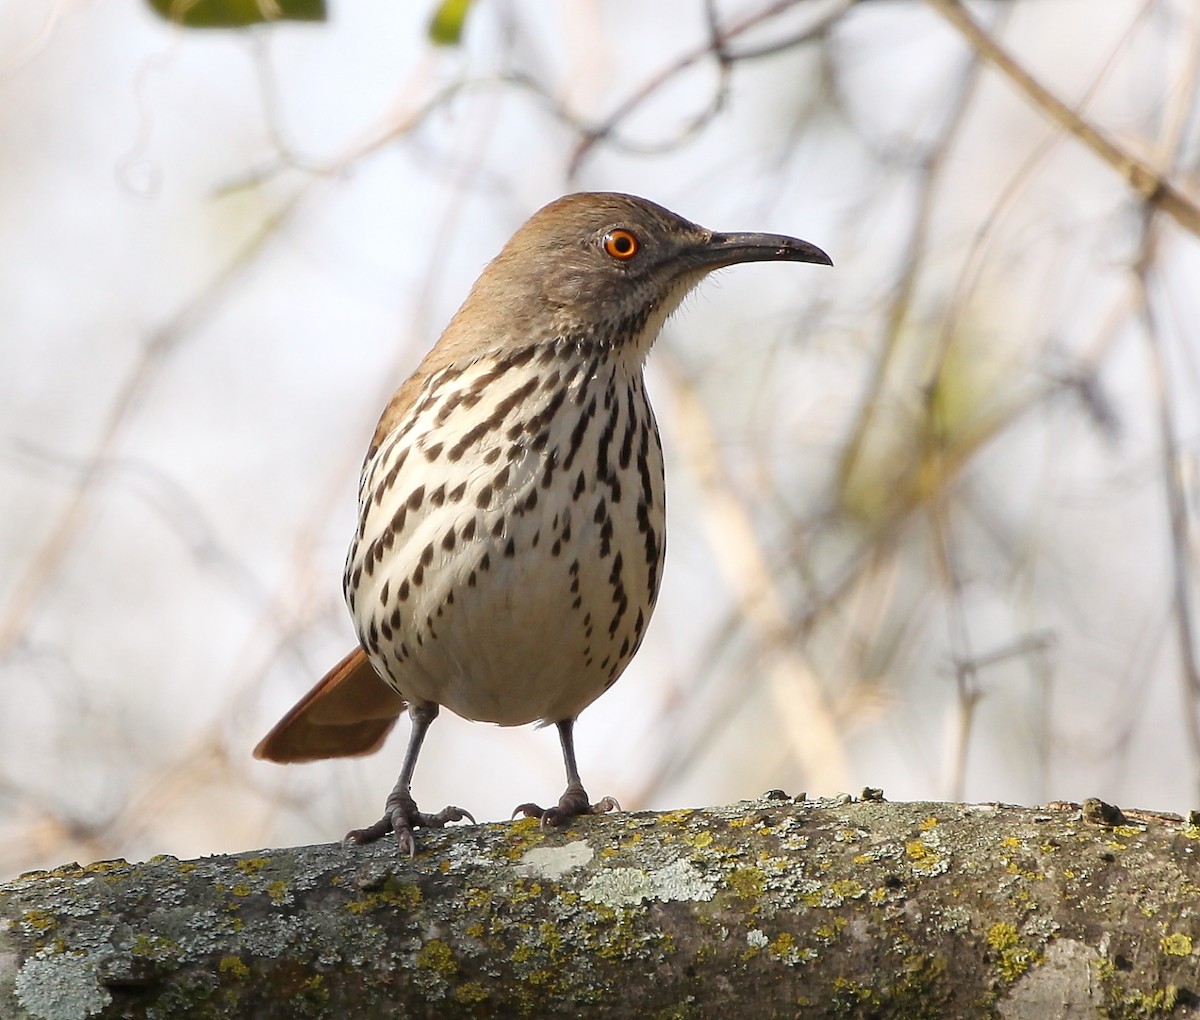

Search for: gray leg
xmin=513 ymin=718 xmax=620 ymax=827
xmin=345 ymin=700 xmax=474 ymax=856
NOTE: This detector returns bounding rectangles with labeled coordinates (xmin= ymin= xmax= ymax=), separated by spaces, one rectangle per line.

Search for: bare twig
xmin=659 ymin=356 xmax=851 ymax=793
xmin=567 ymin=0 xmax=853 ymax=177
xmin=926 ymin=0 xmax=1200 ymax=239
xmin=0 ymin=190 xmax=311 ymax=663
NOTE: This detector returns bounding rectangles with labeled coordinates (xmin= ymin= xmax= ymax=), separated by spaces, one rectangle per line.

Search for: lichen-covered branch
xmin=2 ymin=796 xmax=1198 ymax=1018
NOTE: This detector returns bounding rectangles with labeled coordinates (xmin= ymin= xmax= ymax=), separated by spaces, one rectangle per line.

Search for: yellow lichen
xmin=828 ymin=879 xmax=865 ymax=900
xmin=346 ymin=880 xmax=422 ymax=915
xmin=689 ymin=831 xmax=713 ymax=849
xmin=1161 ymin=933 xmax=1193 ymax=957
xmin=987 ymin=923 xmax=1040 ymax=981
xmin=503 ymin=816 xmax=546 ymax=858
xmin=919 ymin=816 xmax=938 ymax=831
xmin=130 ymin=934 xmax=179 ymax=961
xmin=832 ymin=976 xmax=879 ymax=1006
xmin=814 ymin=921 xmax=845 ymax=943
xmin=987 ymin=923 xmax=1019 ymax=950
xmin=452 ymin=981 xmax=489 ymax=1004
xmin=997 ymin=946 xmax=1040 ymax=981
xmin=768 ymin=932 xmax=796 ymax=959
xmin=300 ymin=974 xmax=328 ymax=1006
xmin=82 ymin=859 xmax=128 ymax=875
xmin=538 ymin=921 xmax=562 ymax=955
xmin=508 ymin=880 xmax=543 ymax=904
xmin=1118 ymin=986 xmax=1179 ymax=1015
xmin=218 ymin=955 xmax=250 ymax=979
xmin=905 ymin=840 xmax=933 ymax=861
xmin=415 ymin=939 xmax=458 ymax=975
xmin=726 ymin=867 xmax=766 ymax=900
xmin=19 ymin=910 xmax=57 ymax=933
xmin=235 ymin=857 xmax=268 ymax=875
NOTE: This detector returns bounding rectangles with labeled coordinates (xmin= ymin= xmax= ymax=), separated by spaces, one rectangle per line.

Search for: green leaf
xmin=146 ymin=0 xmax=326 ymax=29
xmin=428 ymin=0 xmax=475 ymax=46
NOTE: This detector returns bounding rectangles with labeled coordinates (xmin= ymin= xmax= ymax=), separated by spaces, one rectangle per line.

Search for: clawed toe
xmin=514 ymin=785 xmax=620 ymax=828
xmin=345 ymin=797 xmax=474 ymax=856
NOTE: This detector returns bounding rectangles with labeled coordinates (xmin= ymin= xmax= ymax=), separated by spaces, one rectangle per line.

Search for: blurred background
xmin=2 ymin=0 xmax=1199 ymax=878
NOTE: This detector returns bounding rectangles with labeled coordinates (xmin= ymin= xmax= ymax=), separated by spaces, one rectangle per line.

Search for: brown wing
xmin=253 ymin=647 xmax=406 ymax=763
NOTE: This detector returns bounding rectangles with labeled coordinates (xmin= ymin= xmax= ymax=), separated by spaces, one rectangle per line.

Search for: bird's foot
xmin=345 ymin=792 xmax=474 ymax=857
xmin=513 ymin=782 xmax=620 ymax=828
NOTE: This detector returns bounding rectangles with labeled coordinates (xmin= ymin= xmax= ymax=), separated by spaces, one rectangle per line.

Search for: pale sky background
xmin=2 ymin=0 xmax=1199 ymax=877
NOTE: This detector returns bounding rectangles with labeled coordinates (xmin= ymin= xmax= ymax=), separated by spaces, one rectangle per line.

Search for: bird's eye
xmin=603 ymin=229 xmax=640 ymax=260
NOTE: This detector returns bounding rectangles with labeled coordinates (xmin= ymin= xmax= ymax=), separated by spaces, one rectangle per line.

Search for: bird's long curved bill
xmin=689 ymin=231 xmax=833 ymax=271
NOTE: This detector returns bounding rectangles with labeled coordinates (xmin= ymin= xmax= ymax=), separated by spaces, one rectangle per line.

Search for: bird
xmin=254 ymin=192 xmax=831 ymax=854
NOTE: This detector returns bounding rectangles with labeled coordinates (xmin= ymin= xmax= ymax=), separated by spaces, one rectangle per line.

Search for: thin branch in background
xmin=926 ymin=0 xmax=1200 ymax=240
xmin=1118 ymin=3 xmax=1200 ymax=791
xmin=3 ymin=442 xmax=277 ymax=626
xmin=566 ymin=0 xmax=850 ymax=177
xmin=658 ymin=352 xmax=851 ymax=793
xmin=629 ymin=608 xmax=756 ymax=807
xmin=930 ymin=0 xmax=1159 ymax=381
xmin=0 ymin=0 xmax=70 ymax=78
xmin=928 ymin=497 xmax=978 ymax=802
xmin=0 ymin=188 xmax=311 ymax=667
xmin=1133 ymin=251 xmax=1200 ymax=793
xmin=834 ymin=31 xmax=989 ymax=500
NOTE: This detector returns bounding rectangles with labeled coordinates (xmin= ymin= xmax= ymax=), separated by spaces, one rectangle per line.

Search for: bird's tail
xmin=254 ymin=647 xmax=405 ymax=763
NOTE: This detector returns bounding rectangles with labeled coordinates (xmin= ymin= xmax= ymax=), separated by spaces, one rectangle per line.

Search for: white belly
xmin=344 ymin=347 xmax=665 ymax=726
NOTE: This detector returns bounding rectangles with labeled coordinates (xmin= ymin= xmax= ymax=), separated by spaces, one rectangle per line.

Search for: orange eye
xmin=603 ymin=229 xmax=639 ymax=260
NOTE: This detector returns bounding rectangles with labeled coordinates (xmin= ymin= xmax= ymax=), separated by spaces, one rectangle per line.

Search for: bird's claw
xmin=513 ymin=785 xmax=620 ymax=828
xmin=345 ymin=797 xmax=474 ymax=856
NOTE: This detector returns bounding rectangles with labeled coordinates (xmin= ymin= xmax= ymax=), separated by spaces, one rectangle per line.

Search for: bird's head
xmin=444 ymin=192 xmax=832 ymax=359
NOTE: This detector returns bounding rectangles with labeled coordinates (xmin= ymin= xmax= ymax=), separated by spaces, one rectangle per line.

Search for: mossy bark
xmin=2 ymin=796 xmax=1198 ymax=1019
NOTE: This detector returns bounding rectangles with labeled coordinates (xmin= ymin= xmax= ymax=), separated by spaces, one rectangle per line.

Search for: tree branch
xmin=3 ymin=797 xmax=1197 ymax=1017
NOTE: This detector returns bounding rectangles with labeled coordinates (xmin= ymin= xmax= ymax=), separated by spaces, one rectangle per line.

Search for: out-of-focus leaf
xmin=146 ymin=0 xmax=325 ymax=29
xmin=428 ymin=0 xmax=475 ymax=46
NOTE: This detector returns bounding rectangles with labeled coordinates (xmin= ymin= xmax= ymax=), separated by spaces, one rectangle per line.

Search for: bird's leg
xmin=514 ymin=718 xmax=620 ymax=827
xmin=345 ymin=700 xmax=473 ymax=856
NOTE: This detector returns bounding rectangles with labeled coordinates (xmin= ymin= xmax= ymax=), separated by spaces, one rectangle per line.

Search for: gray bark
xmin=1 ymin=795 xmax=1198 ymax=1019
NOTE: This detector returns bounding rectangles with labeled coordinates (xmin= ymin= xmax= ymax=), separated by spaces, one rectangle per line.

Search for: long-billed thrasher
xmin=255 ymin=192 xmax=831 ymax=854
